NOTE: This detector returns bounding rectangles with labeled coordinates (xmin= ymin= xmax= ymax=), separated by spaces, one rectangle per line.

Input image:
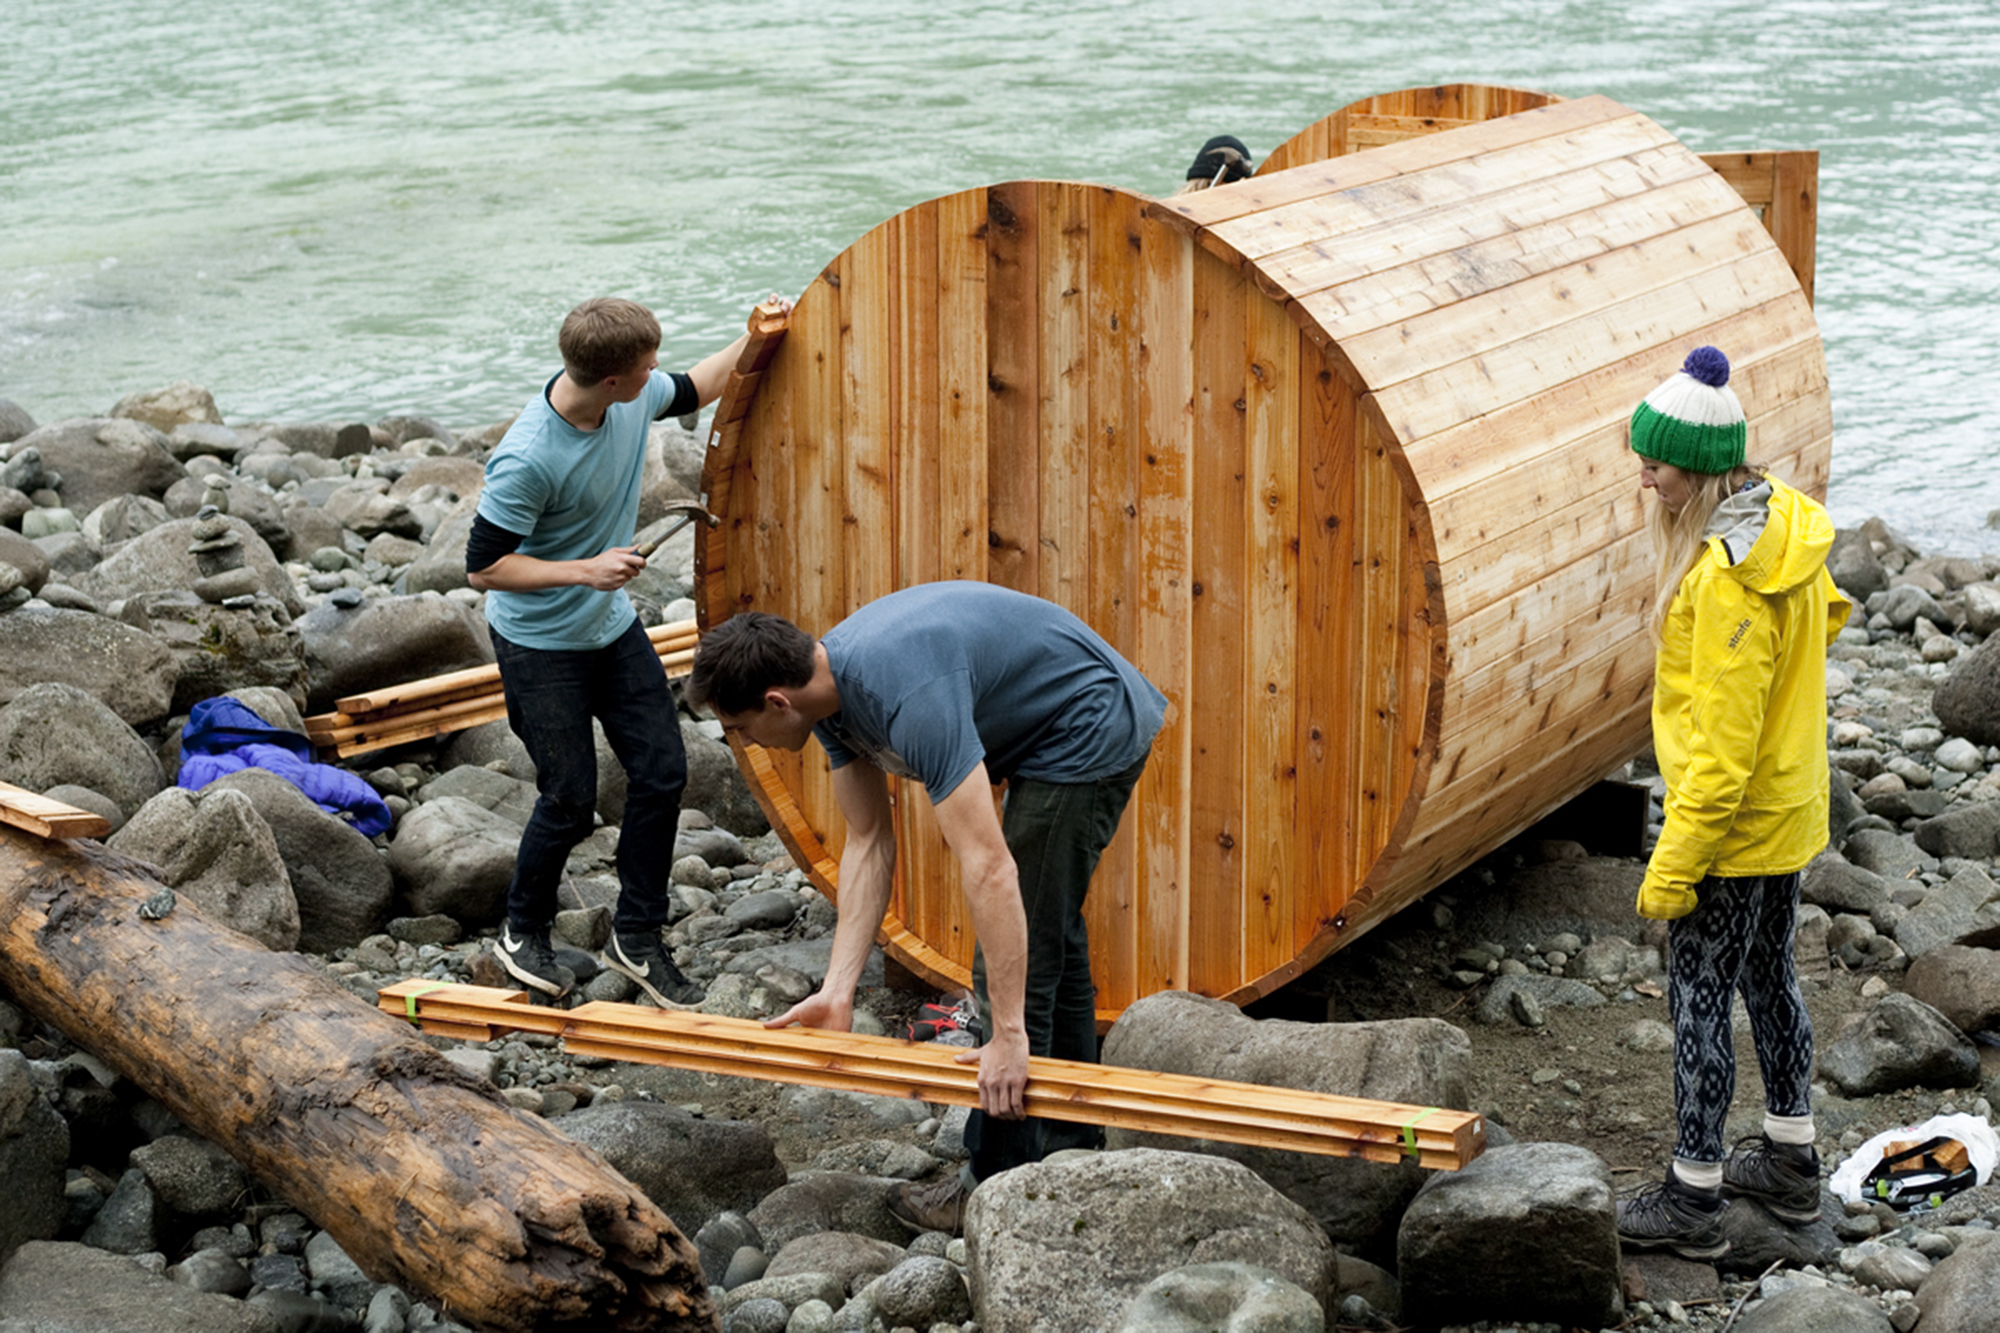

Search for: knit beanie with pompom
xmin=1628 ymin=346 xmax=1747 ymax=474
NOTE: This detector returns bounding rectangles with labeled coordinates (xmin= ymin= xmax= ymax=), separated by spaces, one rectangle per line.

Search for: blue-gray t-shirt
xmin=476 ymin=371 xmax=671 ymax=650
xmin=813 ymin=582 xmax=1168 ymax=798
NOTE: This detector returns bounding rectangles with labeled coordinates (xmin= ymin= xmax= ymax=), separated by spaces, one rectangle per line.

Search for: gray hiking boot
xmin=1617 ymin=1171 xmax=1730 ymax=1261
xmin=1723 ymin=1135 xmax=1822 ymax=1224
xmin=606 ymin=929 xmax=705 ymax=1008
xmin=497 ymin=922 xmax=576 ymax=999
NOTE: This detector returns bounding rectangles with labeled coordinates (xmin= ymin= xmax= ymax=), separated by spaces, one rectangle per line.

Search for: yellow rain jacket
xmin=1638 ymin=477 xmax=1852 ymax=919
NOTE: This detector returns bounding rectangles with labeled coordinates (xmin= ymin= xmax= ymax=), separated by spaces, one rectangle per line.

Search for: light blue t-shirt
xmin=477 ymin=371 xmax=671 ymax=651
xmin=813 ymin=582 xmax=1167 ymax=798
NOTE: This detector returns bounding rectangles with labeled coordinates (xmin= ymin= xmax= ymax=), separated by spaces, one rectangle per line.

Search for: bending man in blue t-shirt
xmin=687 ymin=583 xmax=1168 ymax=1234
xmin=467 ymin=295 xmax=786 ymax=1006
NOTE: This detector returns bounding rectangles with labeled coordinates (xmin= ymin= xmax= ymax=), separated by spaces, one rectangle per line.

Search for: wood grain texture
xmin=1 ymin=834 xmax=715 ymax=1333
xmin=698 ymin=89 xmax=1829 ymax=1020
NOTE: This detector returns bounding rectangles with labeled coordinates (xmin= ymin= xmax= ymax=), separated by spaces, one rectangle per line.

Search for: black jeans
xmin=491 ymin=618 xmax=686 ymax=935
xmin=965 ymin=752 xmax=1148 ymax=1182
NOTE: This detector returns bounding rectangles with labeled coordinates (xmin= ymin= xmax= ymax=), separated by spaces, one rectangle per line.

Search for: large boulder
xmin=0 ymin=607 xmax=177 ymax=728
xmin=1911 ymin=1233 xmax=2000 ymax=1333
xmin=0 ymin=681 xmax=165 ymax=816
xmin=762 ymin=1231 xmax=907 ymax=1290
xmin=208 ymin=767 xmax=393 ymax=952
xmin=682 ymin=722 xmax=770 ymax=838
xmin=1827 ymin=529 xmax=1890 ymax=602
xmin=111 ymin=381 xmax=225 ymax=434
xmin=15 ymin=417 xmax=187 ymax=516
xmin=109 ymin=787 xmax=300 ymax=950
xmin=117 ymin=590 xmax=308 ymax=716
xmin=746 ymin=1172 xmax=909 ymax=1250
xmin=1818 ymin=992 xmax=1981 ymax=1095
xmin=1734 ymin=1284 xmax=1892 ymax=1333
xmin=1935 ymin=635 xmax=2000 ymax=746
xmin=1903 ymin=945 xmax=2000 ymax=1036
xmin=1397 ymin=1142 xmax=1621 ymax=1330
xmin=0 ymin=1240 xmax=282 ymax=1333
xmin=1113 ymin=1262 xmax=1326 ymax=1333
xmin=386 ymin=795 xmax=520 ymax=926
xmin=1915 ymin=801 xmax=2000 ymax=861
xmin=0 ymin=528 xmax=51 ymax=594
xmin=967 ymin=1148 xmax=1336 ymax=1333
xmin=81 ymin=514 xmax=302 ymax=617
xmin=297 ymin=591 xmax=491 ymax=711
xmin=0 ymin=398 xmax=35 ymax=444
xmin=1102 ymin=990 xmax=1469 ymax=1254
xmin=0 ymin=1052 xmax=68 ymax=1266
xmin=321 ymin=478 xmax=423 ymax=540
xmin=549 ymin=1103 xmax=785 ymax=1239
xmin=403 ymin=493 xmax=477 ymax=594
xmin=1893 ymin=865 xmax=2000 ymax=960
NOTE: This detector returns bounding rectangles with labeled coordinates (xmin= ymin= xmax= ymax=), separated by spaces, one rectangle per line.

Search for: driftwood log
xmin=0 ymin=829 xmax=717 ymax=1333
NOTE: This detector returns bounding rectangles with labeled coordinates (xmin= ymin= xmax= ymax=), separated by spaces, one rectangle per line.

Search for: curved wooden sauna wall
xmin=1258 ymin=82 xmax=1818 ymax=302
xmin=699 ymin=92 xmax=1832 ymax=1025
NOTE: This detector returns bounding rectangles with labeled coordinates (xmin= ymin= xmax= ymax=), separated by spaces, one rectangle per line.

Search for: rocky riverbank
xmin=3 ymin=383 xmax=2000 ymax=1333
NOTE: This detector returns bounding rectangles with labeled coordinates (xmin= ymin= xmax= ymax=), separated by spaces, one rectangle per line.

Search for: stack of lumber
xmin=304 ymin=617 xmax=698 ymax=758
xmin=380 ymin=980 xmax=1487 ymax=1170
xmin=0 ymin=780 xmax=110 ymax=840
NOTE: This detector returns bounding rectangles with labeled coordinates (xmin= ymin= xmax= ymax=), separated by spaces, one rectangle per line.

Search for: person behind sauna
xmin=1613 ymin=346 xmax=1850 ymax=1261
xmin=686 ymin=583 xmax=1167 ymax=1234
xmin=466 ymin=295 xmax=787 ymax=1007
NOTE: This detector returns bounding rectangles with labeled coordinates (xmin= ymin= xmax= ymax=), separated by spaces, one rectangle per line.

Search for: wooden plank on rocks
xmin=0 ymin=781 xmax=111 ymax=841
xmin=381 ymin=981 xmax=1487 ymax=1171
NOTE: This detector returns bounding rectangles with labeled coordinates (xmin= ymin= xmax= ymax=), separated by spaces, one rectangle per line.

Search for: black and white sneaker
xmin=1617 ymin=1171 xmax=1730 ymax=1261
xmin=497 ymin=922 xmax=576 ymax=999
xmin=606 ymin=930 xmax=705 ymax=1009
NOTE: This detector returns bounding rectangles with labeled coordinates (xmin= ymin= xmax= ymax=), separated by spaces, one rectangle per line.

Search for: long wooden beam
xmin=379 ymin=981 xmax=1486 ymax=1171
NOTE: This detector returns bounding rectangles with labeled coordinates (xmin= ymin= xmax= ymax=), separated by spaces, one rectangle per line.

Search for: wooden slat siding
xmin=1191 ymin=106 xmax=1668 ymax=266
xmin=1768 ymin=151 xmax=1818 ymax=304
xmin=1083 ymin=185 xmax=1144 ymax=1009
xmin=986 ymin=181 xmax=1042 ymax=596
xmin=1187 ymin=245 xmax=1249 ymax=997
xmin=1275 ymin=166 xmax=1747 ymax=334
xmin=937 ymin=189 xmax=990 ymax=585
xmin=792 ymin=266 xmax=846 ymax=884
xmin=1427 ymin=390 xmax=1830 ymax=613
xmin=841 ymin=223 xmax=896 ymax=618
xmin=1134 ymin=221 xmax=1195 ymax=998
xmin=1358 ymin=410 xmax=1421 ymax=898
xmin=1395 ymin=312 xmax=1826 ymax=508
xmin=1155 ymin=95 xmax=1630 ymax=239
xmin=1296 ymin=345 xmax=1361 ymax=955
xmin=1039 ymin=182 xmax=1092 ymax=620
xmin=1331 ymin=211 xmax=1779 ymax=396
xmin=895 ymin=202 xmax=943 ymax=591
xmin=1242 ymin=289 xmax=1302 ymax=982
xmin=1371 ymin=268 xmax=1812 ymax=456
xmin=1253 ymin=83 xmax=1566 ymax=178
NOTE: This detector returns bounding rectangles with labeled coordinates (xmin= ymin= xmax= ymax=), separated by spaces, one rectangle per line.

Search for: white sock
xmin=1672 ymin=1158 xmax=1724 ymax=1192
xmin=1765 ymin=1114 xmax=1816 ymax=1148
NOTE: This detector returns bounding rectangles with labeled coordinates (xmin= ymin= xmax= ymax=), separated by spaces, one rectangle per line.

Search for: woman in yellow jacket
xmin=1614 ymin=347 xmax=1851 ymax=1261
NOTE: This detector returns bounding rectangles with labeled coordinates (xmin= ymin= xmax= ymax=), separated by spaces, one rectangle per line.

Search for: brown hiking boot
xmin=887 ymin=1175 xmax=970 ymax=1236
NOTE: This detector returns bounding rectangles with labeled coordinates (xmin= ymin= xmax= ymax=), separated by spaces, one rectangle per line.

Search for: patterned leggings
xmin=1668 ymin=871 xmax=1814 ymax=1164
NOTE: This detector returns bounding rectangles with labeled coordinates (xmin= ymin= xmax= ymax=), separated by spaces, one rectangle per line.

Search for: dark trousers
xmin=491 ymin=618 xmax=686 ymax=935
xmin=1668 ymin=870 xmax=1814 ymax=1163
xmin=965 ymin=753 xmax=1148 ymax=1182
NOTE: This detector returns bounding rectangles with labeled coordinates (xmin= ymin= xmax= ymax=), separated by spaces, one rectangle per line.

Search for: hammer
xmin=633 ymin=501 xmax=719 ymax=559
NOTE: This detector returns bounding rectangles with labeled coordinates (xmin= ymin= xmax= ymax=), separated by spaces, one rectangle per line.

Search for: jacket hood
xmin=1704 ymin=477 xmax=1834 ymax=596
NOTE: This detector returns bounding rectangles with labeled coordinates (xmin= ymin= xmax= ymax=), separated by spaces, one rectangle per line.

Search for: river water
xmin=4 ymin=0 xmax=1996 ymax=551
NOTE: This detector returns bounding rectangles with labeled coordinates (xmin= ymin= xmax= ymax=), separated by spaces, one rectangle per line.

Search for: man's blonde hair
xmin=559 ymin=298 xmax=661 ymax=386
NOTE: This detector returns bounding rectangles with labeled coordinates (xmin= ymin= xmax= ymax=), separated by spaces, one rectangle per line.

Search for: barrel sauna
xmin=1257 ymin=82 xmax=1818 ymax=302
xmin=698 ymin=92 xmax=1832 ymax=1025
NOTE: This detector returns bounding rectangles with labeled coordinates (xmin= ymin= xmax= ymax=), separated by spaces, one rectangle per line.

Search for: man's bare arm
xmin=466 ymin=548 xmax=644 ymax=593
xmin=763 ymin=759 xmax=896 ymax=1032
xmin=930 ymin=763 xmax=1031 ymax=1119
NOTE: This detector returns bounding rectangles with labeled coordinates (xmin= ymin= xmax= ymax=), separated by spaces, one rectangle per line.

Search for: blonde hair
xmin=1646 ymin=463 xmax=1770 ymax=637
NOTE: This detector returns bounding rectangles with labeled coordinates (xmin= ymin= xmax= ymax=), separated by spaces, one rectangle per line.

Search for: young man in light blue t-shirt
xmin=467 ymin=295 xmax=786 ymax=1005
xmin=687 ymin=584 xmax=1167 ymax=1233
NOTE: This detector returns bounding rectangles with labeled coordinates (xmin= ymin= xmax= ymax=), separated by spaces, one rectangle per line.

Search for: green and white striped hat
xmin=1629 ymin=346 xmax=1747 ymax=474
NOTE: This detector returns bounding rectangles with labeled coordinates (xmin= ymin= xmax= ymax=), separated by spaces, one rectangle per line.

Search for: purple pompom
xmin=1682 ymin=345 xmax=1731 ymax=388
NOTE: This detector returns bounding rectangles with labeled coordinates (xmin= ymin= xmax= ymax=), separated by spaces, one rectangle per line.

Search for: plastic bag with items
xmin=1829 ymin=1113 xmax=1999 ymax=1212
